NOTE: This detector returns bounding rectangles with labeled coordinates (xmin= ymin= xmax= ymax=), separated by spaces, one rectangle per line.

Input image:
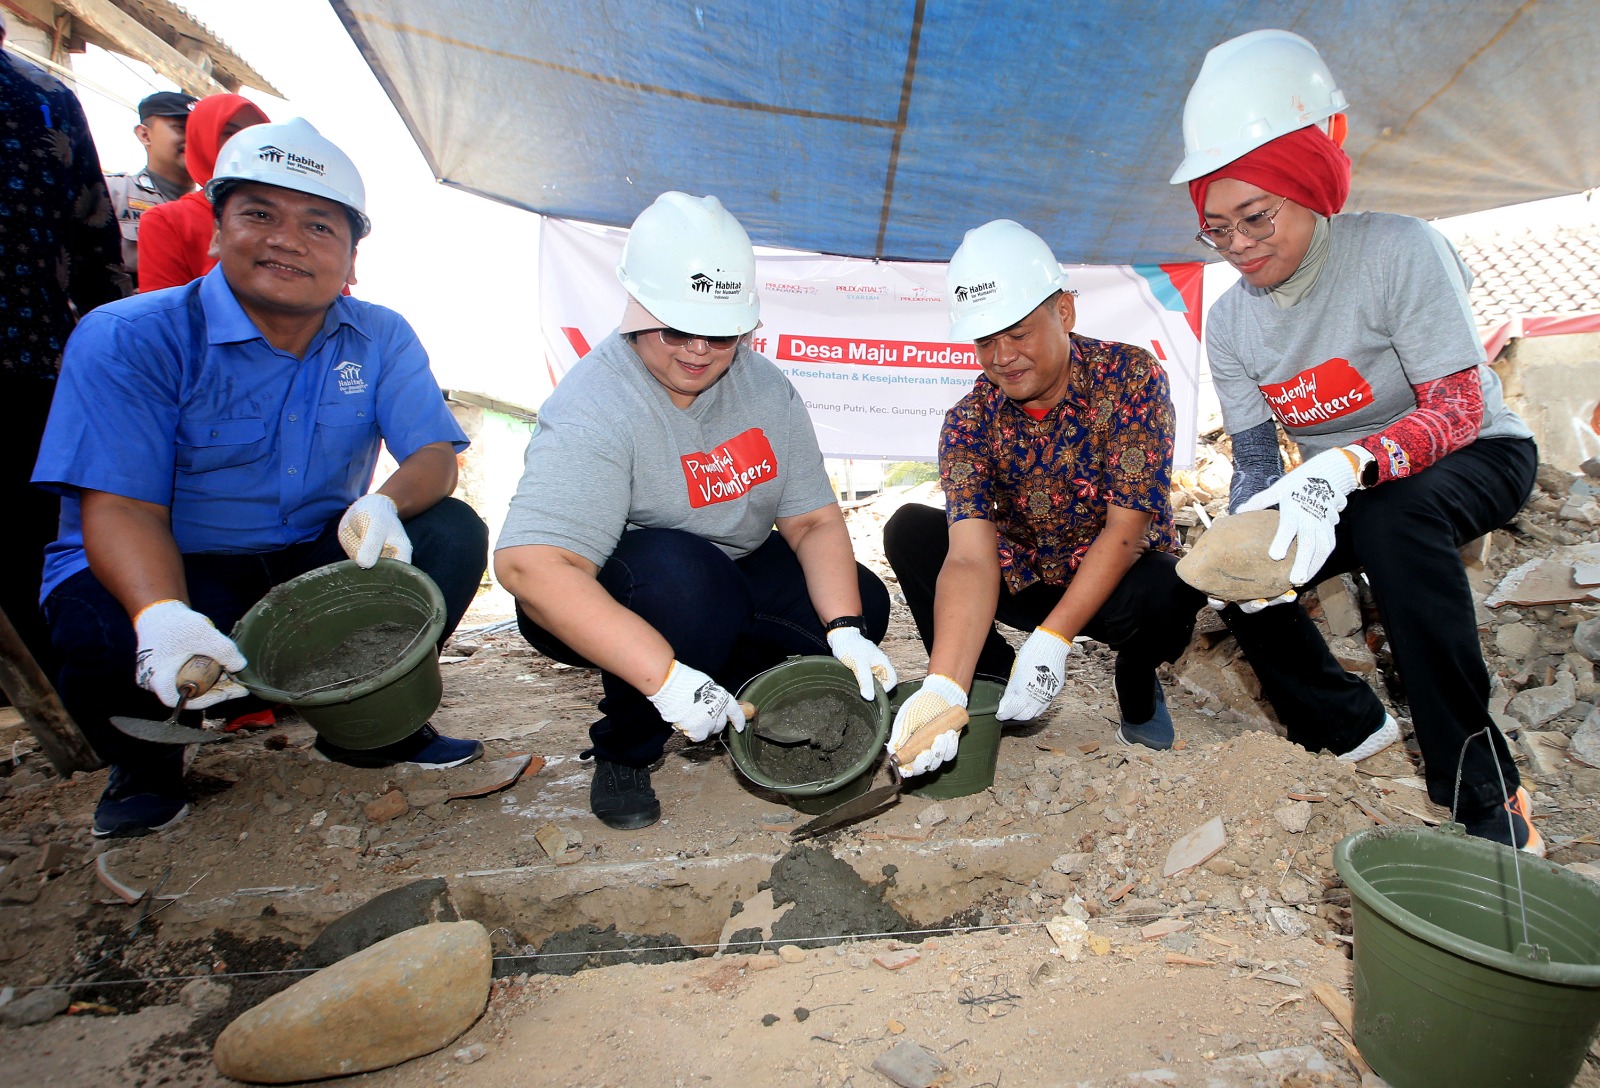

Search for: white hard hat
xmin=946 ymin=220 xmax=1067 ymax=342
xmin=1169 ymin=29 xmax=1348 ymax=184
xmin=206 ymin=117 xmax=371 ymax=238
xmin=617 ymin=192 xmax=759 ymax=336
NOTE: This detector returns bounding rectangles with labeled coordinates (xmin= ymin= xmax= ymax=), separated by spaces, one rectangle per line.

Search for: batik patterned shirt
xmin=939 ymin=332 xmax=1180 ymax=594
xmin=0 ymin=47 xmax=125 ymax=378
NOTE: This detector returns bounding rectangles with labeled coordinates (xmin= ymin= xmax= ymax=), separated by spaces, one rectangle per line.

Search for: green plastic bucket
xmin=1334 ymin=825 xmax=1600 ymax=1088
xmin=889 ymin=676 xmax=1004 ymax=800
xmin=729 ymin=656 xmax=889 ymax=814
xmin=231 ymin=559 xmax=446 ymax=750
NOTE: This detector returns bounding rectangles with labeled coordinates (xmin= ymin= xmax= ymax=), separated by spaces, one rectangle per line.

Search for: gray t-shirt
xmin=497 ymin=331 xmax=838 ymax=565
xmin=1208 ymin=211 xmax=1530 ymax=459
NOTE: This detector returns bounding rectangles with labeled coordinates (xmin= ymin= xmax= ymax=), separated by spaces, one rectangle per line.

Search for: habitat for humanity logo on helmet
xmin=687 ymin=270 xmax=745 ymax=301
xmin=258 ymin=143 xmax=328 ymax=179
xmin=951 ymin=280 xmax=997 ymax=305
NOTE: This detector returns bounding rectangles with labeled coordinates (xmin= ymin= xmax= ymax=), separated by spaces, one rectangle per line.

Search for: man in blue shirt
xmin=33 ymin=118 xmax=488 ymax=838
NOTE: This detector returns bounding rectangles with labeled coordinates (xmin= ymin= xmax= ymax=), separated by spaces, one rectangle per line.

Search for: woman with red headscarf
xmin=136 ymin=93 xmax=269 ymax=292
xmin=1171 ymin=31 xmax=1540 ymax=854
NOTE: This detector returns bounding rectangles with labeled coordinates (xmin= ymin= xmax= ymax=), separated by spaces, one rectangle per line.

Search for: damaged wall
xmin=1494 ymin=331 xmax=1600 ymax=472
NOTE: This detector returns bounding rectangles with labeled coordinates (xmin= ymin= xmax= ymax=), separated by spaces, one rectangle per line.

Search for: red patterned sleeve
xmin=1355 ymin=368 xmax=1483 ymax=484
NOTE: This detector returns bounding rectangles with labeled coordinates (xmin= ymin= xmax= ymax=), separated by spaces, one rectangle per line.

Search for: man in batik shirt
xmin=882 ymin=220 xmax=1203 ymax=775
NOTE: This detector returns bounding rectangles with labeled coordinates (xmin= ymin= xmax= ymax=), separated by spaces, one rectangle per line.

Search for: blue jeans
xmin=515 ymin=528 xmax=892 ymax=767
xmin=1221 ymin=437 xmax=1536 ymax=817
xmin=46 ymin=496 xmax=488 ymax=785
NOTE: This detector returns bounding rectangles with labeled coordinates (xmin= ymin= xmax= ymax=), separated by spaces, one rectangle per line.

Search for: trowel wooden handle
xmin=738 ymin=700 xmax=758 ymax=719
xmin=176 ymin=655 xmax=224 ymax=698
xmin=892 ymin=706 xmax=968 ymax=770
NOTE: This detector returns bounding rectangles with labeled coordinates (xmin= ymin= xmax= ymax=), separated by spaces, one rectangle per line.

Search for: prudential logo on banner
xmin=537 ymin=218 xmax=1205 ymax=465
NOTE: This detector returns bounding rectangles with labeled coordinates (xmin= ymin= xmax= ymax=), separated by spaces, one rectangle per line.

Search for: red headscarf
xmin=1187 ymin=124 xmax=1352 ymax=224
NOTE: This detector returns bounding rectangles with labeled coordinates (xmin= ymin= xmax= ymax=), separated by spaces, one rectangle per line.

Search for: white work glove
xmin=1207 ymin=590 xmax=1299 ymax=614
xmin=1236 ymin=446 xmax=1367 ymax=586
xmin=826 ymin=625 xmax=898 ymax=699
xmin=338 ymin=493 xmax=412 ymax=568
xmin=133 ymin=600 xmax=250 ymax=709
xmin=887 ymin=673 xmax=967 ymax=778
xmin=996 ymin=626 xmax=1072 ymax=722
xmin=647 ymin=660 xmax=746 ymax=742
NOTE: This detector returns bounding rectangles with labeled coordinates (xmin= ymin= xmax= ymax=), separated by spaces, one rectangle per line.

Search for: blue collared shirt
xmin=33 ymin=266 xmax=468 ymax=600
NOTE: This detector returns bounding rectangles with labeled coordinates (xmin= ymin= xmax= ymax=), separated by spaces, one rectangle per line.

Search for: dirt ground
xmin=3 ymin=502 xmax=1600 ymax=1088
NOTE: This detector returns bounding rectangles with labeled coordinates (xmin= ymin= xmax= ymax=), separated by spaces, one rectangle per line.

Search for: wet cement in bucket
xmin=268 ymin=620 xmax=416 ymax=693
xmin=749 ymin=691 xmax=878 ymax=783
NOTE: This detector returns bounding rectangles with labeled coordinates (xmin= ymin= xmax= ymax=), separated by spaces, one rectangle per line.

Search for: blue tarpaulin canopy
xmin=331 ymin=1 xmax=1600 ymax=265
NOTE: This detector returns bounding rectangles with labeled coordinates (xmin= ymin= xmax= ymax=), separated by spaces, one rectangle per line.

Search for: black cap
xmin=138 ymin=91 xmax=197 ymax=121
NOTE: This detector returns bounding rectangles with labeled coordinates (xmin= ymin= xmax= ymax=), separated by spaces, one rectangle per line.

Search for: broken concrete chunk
xmin=534 ymin=824 xmax=568 ymax=859
xmin=214 ymin=921 xmax=490 ymax=1083
xmin=871 ymin=1040 xmax=946 ymax=1088
xmin=1273 ymin=801 xmax=1313 ymax=835
xmin=872 ymin=948 xmax=921 ymax=971
xmin=1495 ymin=622 xmax=1539 ymax=659
xmin=1506 ymin=671 xmax=1575 ymax=727
xmin=1566 ymin=861 xmax=1600 ymax=886
xmin=1574 ymin=618 xmax=1600 ymax=663
xmin=1315 ymin=574 xmax=1362 ymax=637
xmin=1050 ymin=851 xmax=1092 ymax=875
xmin=1163 ymin=816 xmax=1227 ymax=877
xmin=1139 ymin=917 xmax=1192 ymax=941
xmin=777 ymin=944 xmax=806 ymax=963
xmin=1175 ymin=511 xmax=1295 ymax=601
xmin=1519 ymin=731 xmax=1569 ymax=780
xmin=0 ymin=987 xmax=69 ymax=1027
xmin=180 ymin=978 xmax=232 ymax=1016
xmin=1486 ymin=544 xmax=1600 ymax=607
xmin=1045 ymin=914 xmax=1090 ymax=961
xmin=324 ymin=825 xmax=362 ymax=850
xmin=1570 ymin=706 xmax=1600 ymax=769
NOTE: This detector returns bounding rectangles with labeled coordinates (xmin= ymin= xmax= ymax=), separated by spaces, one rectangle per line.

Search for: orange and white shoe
xmin=1465 ymin=786 xmax=1545 ymax=857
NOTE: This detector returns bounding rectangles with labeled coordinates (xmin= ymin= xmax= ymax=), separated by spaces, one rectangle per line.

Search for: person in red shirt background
xmin=136 ymin=93 xmax=269 ymax=292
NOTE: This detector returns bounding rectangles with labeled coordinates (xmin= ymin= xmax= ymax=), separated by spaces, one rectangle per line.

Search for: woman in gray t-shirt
xmin=494 ymin=193 xmax=897 ymax=831
xmin=1169 ymin=29 xmax=1541 ymax=855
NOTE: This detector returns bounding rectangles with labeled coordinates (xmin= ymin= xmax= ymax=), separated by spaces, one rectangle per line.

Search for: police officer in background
xmin=104 ymin=91 xmax=196 ymax=288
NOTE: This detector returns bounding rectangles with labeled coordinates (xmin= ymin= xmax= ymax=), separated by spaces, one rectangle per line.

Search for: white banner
xmin=538 ymin=217 xmax=1204 ymax=466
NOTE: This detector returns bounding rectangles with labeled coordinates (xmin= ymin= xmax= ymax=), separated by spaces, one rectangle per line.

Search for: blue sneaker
xmin=1116 ymin=681 xmax=1175 ymax=751
xmin=92 ymin=765 xmax=190 ymax=839
xmin=314 ymin=723 xmax=483 ymax=769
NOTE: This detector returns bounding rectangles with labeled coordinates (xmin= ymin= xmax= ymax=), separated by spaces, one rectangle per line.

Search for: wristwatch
xmin=823 ymin=615 xmax=868 ymax=635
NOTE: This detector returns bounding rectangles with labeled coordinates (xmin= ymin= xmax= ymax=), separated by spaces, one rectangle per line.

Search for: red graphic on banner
xmin=681 ymin=428 xmax=780 ymax=508
xmin=776 ymin=334 xmax=979 ymax=370
xmin=1260 ymin=358 xmax=1373 ymax=428
xmin=1158 ymin=262 xmax=1205 ymax=343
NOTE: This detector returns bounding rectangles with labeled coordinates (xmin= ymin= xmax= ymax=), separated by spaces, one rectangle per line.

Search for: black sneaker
xmin=314 ymin=723 xmax=483 ymax=769
xmin=589 ymin=757 xmax=660 ymax=829
xmin=93 ymin=765 xmax=190 ymax=839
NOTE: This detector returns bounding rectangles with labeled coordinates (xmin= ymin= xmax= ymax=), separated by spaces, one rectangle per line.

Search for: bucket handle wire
xmin=1452 ymin=726 xmax=1541 ymax=959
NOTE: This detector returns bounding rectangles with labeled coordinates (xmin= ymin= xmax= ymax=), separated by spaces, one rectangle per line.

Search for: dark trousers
xmin=1220 ymin=437 xmax=1536 ymax=817
xmin=45 ymin=497 xmax=488 ymax=786
xmin=2 ymin=373 xmax=62 ymax=684
xmin=515 ymin=527 xmax=892 ymax=768
xmin=883 ymin=503 xmax=1205 ymax=723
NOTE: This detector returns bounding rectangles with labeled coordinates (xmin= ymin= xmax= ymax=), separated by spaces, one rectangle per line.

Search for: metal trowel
xmin=790 ymin=705 xmax=968 ymax=838
xmin=109 ymin=655 xmax=229 ymax=744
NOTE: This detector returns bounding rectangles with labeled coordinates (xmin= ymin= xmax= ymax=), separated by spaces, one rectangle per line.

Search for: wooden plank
xmin=0 ymin=605 xmax=98 ymax=775
xmin=54 ymin=0 xmax=226 ymax=96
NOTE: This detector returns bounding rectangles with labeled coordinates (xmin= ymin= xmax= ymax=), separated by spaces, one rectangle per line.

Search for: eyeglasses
xmin=1195 ymin=197 xmax=1289 ymax=251
xmin=657 ymin=329 xmax=741 ymax=352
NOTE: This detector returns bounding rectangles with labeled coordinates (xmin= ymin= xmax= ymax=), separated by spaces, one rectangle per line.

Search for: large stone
xmin=1574 ymin=617 xmax=1600 ymax=663
xmin=215 ymin=921 xmax=490 ymax=1083
xmin=1571 ymin=706 xmax=1600 ymax=769
xmin=299 ymin=878 xmax=460 ymax=969
xmin=1495 ymin=622 xmax=1539 ymax=660
xmin=1506 ymin=671 xmax=1576 ymax=728
xmin=0 ymin=987 xmax=68 ymax=1026
xmin=1175 ymin=511 xmax=1296 ymax=601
